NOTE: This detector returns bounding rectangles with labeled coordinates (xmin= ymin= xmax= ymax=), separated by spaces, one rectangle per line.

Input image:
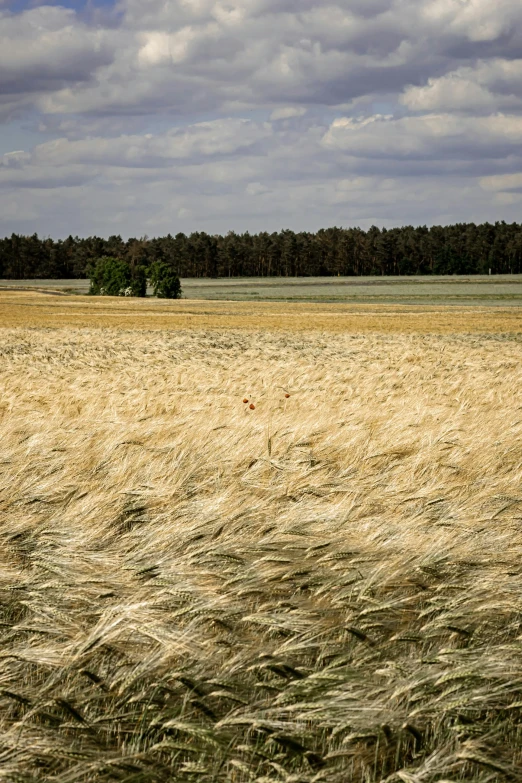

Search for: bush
xmin=89 ymin=257 xmax=146 ymax=297
xmin=148 ymin=261 xmax=182 ymax=299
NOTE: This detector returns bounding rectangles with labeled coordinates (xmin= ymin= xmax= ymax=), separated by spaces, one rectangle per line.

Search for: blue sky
xmin=1 ymin=0 xmax=522 ymax=238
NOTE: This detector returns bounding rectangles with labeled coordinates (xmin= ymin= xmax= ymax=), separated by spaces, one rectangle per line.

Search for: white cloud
xmin=0 ymin=150 xmax=30 ymax=167
xmin=2 ymin=0 xmax=522 ymax=235
xmin=421 ymin=0 xmax=521 ymax=42
xmin=270 ymin=107 xmax=307 ymax=120
xmin=20 ymin=3 xmax=452 ymax=117
xmin=30 ymin=119 xmax=272 ymax=168
xmin=4 ymin=0 xmax=522 ymax=122
xmin=2 ymin=107 xmax=522 ymax=237
xmin=401 ymin=59 xmax=522 ymax=113
xmin=322 ymin=113 xmax=522 ymax=162
xmin=0 ymin=6 xmax=114 ymax=119
xmin=137 ymin=28 xmax=200 ymax=66
xmin=245 ymin=181 xmax=271 ymax=195
xmin=480 ymin=172 xmax=522 ymax=193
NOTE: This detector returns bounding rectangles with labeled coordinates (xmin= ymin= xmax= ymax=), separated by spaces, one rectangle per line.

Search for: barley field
xmin=1 ymin=294 xmax=522 ymax=782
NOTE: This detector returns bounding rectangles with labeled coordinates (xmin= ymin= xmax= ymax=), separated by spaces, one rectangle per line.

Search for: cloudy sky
xmin=1 ymin=0 xmax=522 ymax=238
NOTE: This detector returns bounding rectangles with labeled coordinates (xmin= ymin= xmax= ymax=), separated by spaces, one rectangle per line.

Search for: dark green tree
xmin=148 ymin=261 xmax=182 ymax=298
xmin=4 ymin=220 xmax=522 ymax=280
xmin=89 ymin=256 xmax=145 ymax=297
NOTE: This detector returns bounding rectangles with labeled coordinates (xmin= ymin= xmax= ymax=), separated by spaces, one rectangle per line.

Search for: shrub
xmin=148 ymin=261 xmax=182 ymax=299
xmin=89 ymin=257 xmax=146 ymax=297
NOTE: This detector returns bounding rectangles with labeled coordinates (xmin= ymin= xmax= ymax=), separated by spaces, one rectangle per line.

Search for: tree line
xmin=1 ymin=221 xmax=522 ymax=280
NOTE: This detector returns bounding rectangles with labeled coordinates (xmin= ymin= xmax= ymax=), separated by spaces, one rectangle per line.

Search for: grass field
xmin=1 ymin=274 xmax=522 ymax=306
xmin=1 ymin=295 xmax=522 ymax=782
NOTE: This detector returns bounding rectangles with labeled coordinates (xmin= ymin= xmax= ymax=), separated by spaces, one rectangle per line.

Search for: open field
xmin=1 ymin=304 xmax=522 ymax=782
xmin=1 ymin=290 xmax=522 ymax=333
xmin=1 ymin=274 xmax=522 ymax=305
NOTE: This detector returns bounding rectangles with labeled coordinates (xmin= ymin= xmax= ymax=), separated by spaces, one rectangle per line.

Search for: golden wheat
xmin=1 ymin=289 xmax=522 ymax=333
xmin=1 ymin=321 xmax=522 ymax=782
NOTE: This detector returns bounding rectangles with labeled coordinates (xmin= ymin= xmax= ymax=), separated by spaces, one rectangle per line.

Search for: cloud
xmin=0 ymin=149 xmax=30 ymax=167
xmin=2 ymin=0 xmax=522 ymax=236
xmin=5 ymin=0 xmax=522 ymax=121
xmin=2 ymin=108 xmax=522 ymax=237
xmin=30 ymin=118 xmax=272 ymax=167
xmin=20 ymin=3 xmax=462 ymax=118
xmin=322 ymin=113 xmax=522 ymax=167
xmin=0 ymin=7 xmax=113 ymax=87
xmin=480 ymin=172 xmax=522 ymax=194
xmin=270 ymin=107 xmax=307 ymax=121
xmin=401 ymin=59 xmax=522 ymax=113
xmin=0 ymin=118 xmax=274 ymax=194
xmin=420 ymin=0 xmax=522 ymax=43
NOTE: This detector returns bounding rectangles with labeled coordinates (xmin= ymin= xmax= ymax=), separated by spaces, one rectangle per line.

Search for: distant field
xmin=1 ymin=289 xmax=522 ymax=332
xmin=1 ymin=274 xmax=522 ymax=305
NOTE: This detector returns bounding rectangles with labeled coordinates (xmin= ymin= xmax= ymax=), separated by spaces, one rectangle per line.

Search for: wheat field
xmin=1 ymin=301 xmax=522 ymax=781
xmin=1 ymin=289 xmax=522 ymax=333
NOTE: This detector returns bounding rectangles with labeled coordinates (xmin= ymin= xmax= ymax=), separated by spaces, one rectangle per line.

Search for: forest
xmin=1 ymin=221 xmax=522 ymax=279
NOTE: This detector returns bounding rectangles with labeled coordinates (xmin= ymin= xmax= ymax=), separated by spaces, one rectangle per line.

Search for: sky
xmin=1 ymin=0 xmax=522 ymax=239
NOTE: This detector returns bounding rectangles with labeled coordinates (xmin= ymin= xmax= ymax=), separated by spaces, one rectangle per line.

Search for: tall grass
xmin=1 ymin=327 xmax=522 ymax=782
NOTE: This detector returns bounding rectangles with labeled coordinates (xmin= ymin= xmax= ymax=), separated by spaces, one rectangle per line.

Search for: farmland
xmin=1 ymin=294 xmax=522 ymax=781
xmin=1 ymin=289 xmax=522 ymax=333
xmin=2 ymin=274 xmax=522 ymax=306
